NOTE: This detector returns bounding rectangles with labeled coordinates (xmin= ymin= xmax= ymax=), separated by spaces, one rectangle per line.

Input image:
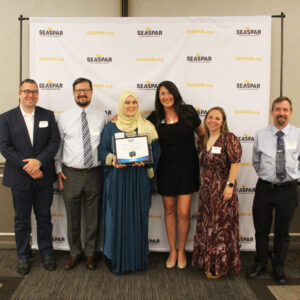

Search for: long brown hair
xmin=203 ymin=106 xmax=229 ymax=147
xmin=154 ymin=81 xmax=193 ymax=127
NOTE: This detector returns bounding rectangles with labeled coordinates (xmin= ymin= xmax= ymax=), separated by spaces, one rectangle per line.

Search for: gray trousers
xmin=62 ymin=165 xmax=103 ymax=257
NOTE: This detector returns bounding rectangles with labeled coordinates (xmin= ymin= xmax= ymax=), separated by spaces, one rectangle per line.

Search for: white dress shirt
xmin=20 ymin=105 xmax=35 ymax=145
xmin=55 ymin=103 xmax=108 ymax=173
xmin=253 ymin=124 xmax=300 ymax=182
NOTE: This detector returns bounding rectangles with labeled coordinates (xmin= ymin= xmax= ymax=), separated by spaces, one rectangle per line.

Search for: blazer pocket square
xmin=39 ymin=121 xmax=49 ymax=128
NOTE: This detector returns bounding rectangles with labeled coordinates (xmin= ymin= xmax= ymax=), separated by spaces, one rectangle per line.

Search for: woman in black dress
xmin=148 ymin=81 xmax=204 ymax=269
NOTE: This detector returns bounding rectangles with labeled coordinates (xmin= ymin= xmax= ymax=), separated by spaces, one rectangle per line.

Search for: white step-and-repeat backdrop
xmin=30 ymin=16 xmax=271 ymax=251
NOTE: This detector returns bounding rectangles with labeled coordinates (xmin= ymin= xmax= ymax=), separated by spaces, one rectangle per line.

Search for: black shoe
xmin=41 ymin=255 xmax=56 ymax=271
xmin=273 ymin=268 xmax=286 ymax=285
xmin=17 ymin=259 xmax=29 ymax=275
xmin=246 ymin=265 xmax=266 ymax=279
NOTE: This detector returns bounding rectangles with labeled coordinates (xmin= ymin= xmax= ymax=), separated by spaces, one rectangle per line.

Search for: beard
xmin=276 ymin=115 xmax=287 ymax=126
xmin=76 ymin=96 xmax=91 ymax=107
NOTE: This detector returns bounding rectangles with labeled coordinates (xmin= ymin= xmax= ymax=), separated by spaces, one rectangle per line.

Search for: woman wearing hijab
xmin=98 ymin=90 xmax=160 ymax=275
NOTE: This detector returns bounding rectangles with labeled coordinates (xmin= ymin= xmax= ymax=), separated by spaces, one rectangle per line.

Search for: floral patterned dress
xmin=192 ymin=132 xmax=242 ymax=275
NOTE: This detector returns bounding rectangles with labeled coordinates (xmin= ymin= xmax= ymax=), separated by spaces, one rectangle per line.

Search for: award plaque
xmin=114 ymin=135 xmax=152 ymax=164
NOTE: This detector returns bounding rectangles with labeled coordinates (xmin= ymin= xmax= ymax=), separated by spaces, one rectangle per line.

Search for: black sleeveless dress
xmin=147 ymin=105 xmax=201 ymax=196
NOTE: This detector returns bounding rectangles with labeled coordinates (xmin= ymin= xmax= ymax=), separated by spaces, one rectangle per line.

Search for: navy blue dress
xmin=98 ymin=122 xmax=160 ymax=275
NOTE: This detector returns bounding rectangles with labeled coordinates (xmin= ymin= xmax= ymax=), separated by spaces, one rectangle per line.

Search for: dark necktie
xmin=276 ymin=131 xmax=286 ymax=182
xmin=81 ymin=110 xmax=93 ymax=168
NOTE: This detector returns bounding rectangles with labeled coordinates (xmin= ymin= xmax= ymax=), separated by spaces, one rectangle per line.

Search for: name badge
xmin=39 ymin=121 xmax=48 ymax=128
xmin=211 ymin=146 xmax=221 ymax=154
xmin=286 ymin=141 xmax=297 ymax=150
xmin=91 ymin=129 xmax=100 ymax=136
xmin=115 ymin=132 xmax=125 ymax=139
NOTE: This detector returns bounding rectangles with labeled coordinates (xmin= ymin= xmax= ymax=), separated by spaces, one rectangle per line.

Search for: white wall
xmin=0 ymin=0 xmax=299 ymax=146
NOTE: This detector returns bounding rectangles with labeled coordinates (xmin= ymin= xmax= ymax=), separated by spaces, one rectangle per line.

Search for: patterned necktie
xmin=276 ymin=130 xmax=286 ymax=182
xmin=81 ymin=110 xmax=93 ymax=168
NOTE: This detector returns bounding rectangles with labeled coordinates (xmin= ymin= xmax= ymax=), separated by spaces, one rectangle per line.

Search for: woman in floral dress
xmin=192 ymin=106 xmax=242 ymax=279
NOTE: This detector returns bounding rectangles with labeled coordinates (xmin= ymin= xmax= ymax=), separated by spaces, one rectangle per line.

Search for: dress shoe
xmin=273 ymin=268 xmax=286 ymax=285
xmin=64 ymin=256 xmax=80 ymax=270
xmin=205 ymin=271 xmax=226 ymax=279
xmin=17 ymin=259 xmax=29 ymax=275
xmin=166 ymin=255 xmax=177 ymax=269
xmin=177 ymin=255 xmax=187 ymax=269
xmin=85 ymin=256 xmax=96 ymax=270
xmin=41 ymin=255 xmax=56 ymax=271
xmin=246 ymin=265 xmax=266 ymax=279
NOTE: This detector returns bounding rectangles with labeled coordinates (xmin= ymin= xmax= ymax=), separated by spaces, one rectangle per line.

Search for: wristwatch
xmin=226 ymin=181 xmax=234 ymax=187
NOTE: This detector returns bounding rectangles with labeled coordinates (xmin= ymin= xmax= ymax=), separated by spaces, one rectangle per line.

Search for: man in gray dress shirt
xmin=247 ymin=96 xmax=300 ymax=284
xmin=55 ymin=78 xmax=107 ymax=270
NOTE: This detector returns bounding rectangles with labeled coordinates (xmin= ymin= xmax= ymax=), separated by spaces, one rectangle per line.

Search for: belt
xmin=259 ymin=178 xmax=297 ymax=189
xmin=63 ymin=165 xmax=101 ymax=173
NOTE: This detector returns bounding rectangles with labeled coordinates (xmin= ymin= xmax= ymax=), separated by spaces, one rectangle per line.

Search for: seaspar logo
xmin=53 ymin=187 xmax=61 ymax=194
xmin=237 ymin=133 xmax=255 ymax=143
xmin=39 ymin=80 xmax=63 ymax=90
xmin=236 ymin=26 xmax=262 ymax=36
xmin=137 ymin=27 xmax=163 ymax=37
xmin=39 ymin=27 xmax=63 ymax=37
xmin=148 ymin=238 xmax=160 ymax=244
xmin=191 ymin=210 xmax=198 ymax=220
xmin=137 ymin=81 xmax=158 ymax=90
xmin=187 ymin=53 xmax=212 ymax=63
xmin=105 ymin=110 xmax=112 ymax=117
xmin=238 ymin=184 xmax=255 ymax=194
xmin=52 ymin=235 xmax=65 ymax=243
xmin=239 ymin=234 xmax=254 ymax=243
xmin=195 ymin=106 xmax=208 ymax=118
xmin=87 ymin=53 xmax=112 ymax=64
xmin=236 ymin=80 xmax=261 ymax=90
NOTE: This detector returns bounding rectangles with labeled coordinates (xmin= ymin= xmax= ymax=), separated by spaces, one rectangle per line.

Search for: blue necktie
xmin=276 ymin=131 xmax=286 ymax=182
xmin=81 ymin=110 xmax=93 ymax=168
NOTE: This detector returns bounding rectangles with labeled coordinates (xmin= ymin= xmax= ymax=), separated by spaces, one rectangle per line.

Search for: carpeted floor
xmin=0 ymin=249 xmax=299 ymax=300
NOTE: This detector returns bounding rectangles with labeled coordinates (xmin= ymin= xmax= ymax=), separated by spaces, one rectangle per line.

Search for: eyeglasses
xmin=74 ymin=89 xmax=92 ymax=94
xmin=20 ymin=89 xmax=39 ymax=96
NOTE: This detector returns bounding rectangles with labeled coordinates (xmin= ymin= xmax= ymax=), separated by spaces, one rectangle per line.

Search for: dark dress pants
xmin=12 ymin=183 xmax=54 ymax=259
xmin=62 ymin=165 xmax=103 ymax=257
xmin=253 ymin=179 xmax=297 ymax=270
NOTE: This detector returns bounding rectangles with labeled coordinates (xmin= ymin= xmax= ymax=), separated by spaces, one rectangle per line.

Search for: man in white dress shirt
xmin=247 ymin=97 xmax=300 ymax=284
xmin=55 ymin=78 xmax=107 ymax=270
xmin=0 ymin=79 xmax=60 ymax=275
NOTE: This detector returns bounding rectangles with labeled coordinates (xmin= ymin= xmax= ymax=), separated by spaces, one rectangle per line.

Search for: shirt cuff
xmin=147 ymin=167 xmax=154 ymax=179
xmin=105 ymin=153 xmax=115 ymax=166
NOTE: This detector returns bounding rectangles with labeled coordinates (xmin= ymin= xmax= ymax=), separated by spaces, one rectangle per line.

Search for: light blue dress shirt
xmin=253 ymin=124 xmax=300 ymax=182
xmin=55 ymin=103 xmax=108 ymax=173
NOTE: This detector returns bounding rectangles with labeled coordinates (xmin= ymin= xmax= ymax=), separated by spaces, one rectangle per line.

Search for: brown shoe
xmin=64 ymin=256 xmax=80 ymax=270
xmin=85 ymin=256 xmax=96 ymax=270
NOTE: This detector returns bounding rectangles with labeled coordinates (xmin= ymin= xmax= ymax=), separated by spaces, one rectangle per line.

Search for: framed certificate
xmin=114 ymin=135 xmax=152 ymax=164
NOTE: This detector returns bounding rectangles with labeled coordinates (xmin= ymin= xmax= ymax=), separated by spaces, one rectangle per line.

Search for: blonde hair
xmin=203 ymin=106 xmax=229 ymax=147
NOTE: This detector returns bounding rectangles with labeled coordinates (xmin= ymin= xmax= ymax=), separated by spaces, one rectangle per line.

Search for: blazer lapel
xmin=33 ymin=107 xmax=40 ymax=147
xmin=16 ymin=106 xmax=32 ymax=147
